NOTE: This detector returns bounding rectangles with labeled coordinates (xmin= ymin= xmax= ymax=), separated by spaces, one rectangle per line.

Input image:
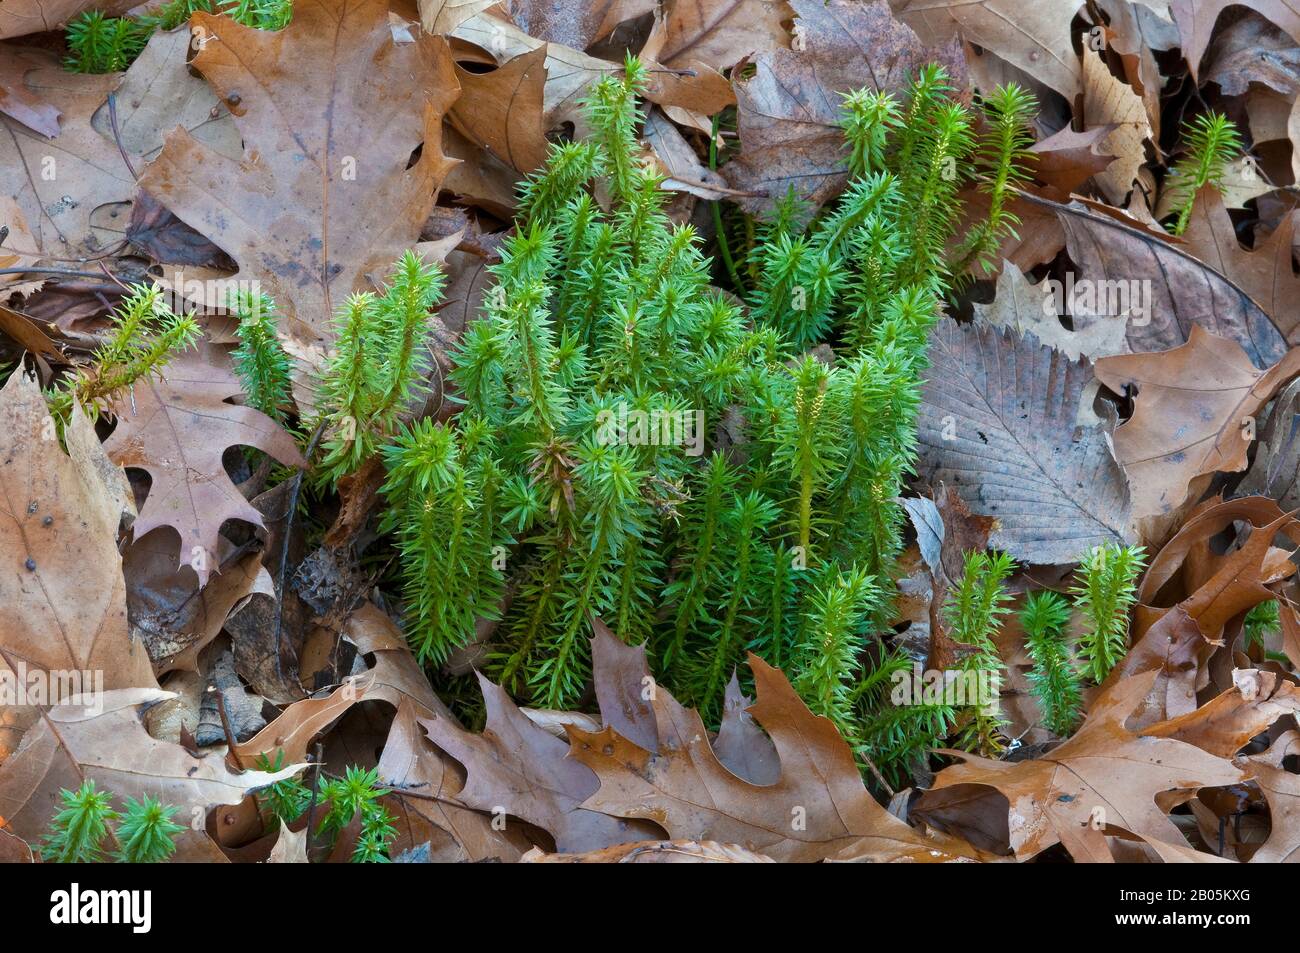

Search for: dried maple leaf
xmin=0 ymin=688 xmax=302 ymax=861
xmin=724 ymin=0 xmax=966 ymax=217
xmin=913 ymin=671 xmax=1245 ymax=861
xmin=138 ymin=0 xmax=459 ymax=349
xmin=568 ymin=653 xmax=981 ymax=862
xmin=899 ymin=0 xmax=1082 ymax=99
xmin=916 ymin=318 xmax=1134 ymax=565
xmin=1094 ymin=327 xmax=1300 ymax=519
xmin=104 ymin=354 xmax=306 ymax=585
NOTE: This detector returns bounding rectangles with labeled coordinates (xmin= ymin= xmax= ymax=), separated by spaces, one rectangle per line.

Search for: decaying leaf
xmin=917 ymin=318 xmax=1133 ymax=564
xmin=568 ymin=653 xmax=981 ymax=862
xmin=1047 ymin=194 xmax=1290 ymax=367
xmin=899 ymin=0 xmax=1081 ymax=99
xmin=0 ymin=371 xmax=156 ymax=698
xmin=521 ymin=839 xmax=776 ymax=862
xmin=0 ymin=688 xmax=301 ymax=860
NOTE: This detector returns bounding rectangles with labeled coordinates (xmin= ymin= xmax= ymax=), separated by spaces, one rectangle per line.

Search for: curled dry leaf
xmin=1144 ymin=670 xmax=1300 ymax=758
xmin=104 ymin=354 xmax=307 ymax=586
xmin=1081 ymin=43 xmax=1152 ymax=204
xmin=1040 ymin=192 xmax=1289 ymax=367
xmin=1245 ymin=729 xmax=1300 ymax=862
xmin=916 ymin=318 xmax=1134 ymax=565
xmin=643 ymin=0 xmax=792 ymax=74
xmin=1094 ymin=326 xmax=1300 ymax=519
xmin=1178 ymin=188 xmax=1300 ymax=346
xmin=450 ymin=47 xmax=550 ymax=174
xmin=0 ymin=688 xmax=302 ymax=861
xmin=913 ymin=672 xmax=1245 ymax=862
xmin=1101 ymin=512 xmax=1293 ymax=727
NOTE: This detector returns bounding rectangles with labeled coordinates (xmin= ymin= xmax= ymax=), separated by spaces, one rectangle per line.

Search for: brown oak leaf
xmin=104 ymin=354 xmax=306 ymax=586
xmin=137 ymin=0 xmax=459 ymax=350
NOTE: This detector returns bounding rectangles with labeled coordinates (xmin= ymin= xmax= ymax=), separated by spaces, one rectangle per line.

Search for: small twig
xmin=859 ymin=753 xmax=896 ymax=799
xmin=213 ymin=688 xmax=241 ymax=764
xmin=306 ymin=742 xmax=325 ymax=854
xmin=272 ymin=420 xmax=327 ymax=684
xmin=708 ymin=113 xmax=744 ymax=292
xmin=107 ymin=93 xmax=139 ymax=180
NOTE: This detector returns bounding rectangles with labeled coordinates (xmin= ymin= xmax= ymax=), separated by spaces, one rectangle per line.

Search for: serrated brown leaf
xmin=913 ymin=672 xmax=1245 ymax=861
xmin=137 ymin=0 xmax=459 ymax=351
xmin=1094 ymin=327 xmax=1300 ymax=519
xmin=916 ymin=318 xmax=1134 ymax=564
xmin=103 ymin=354 xmax=306 ymax=586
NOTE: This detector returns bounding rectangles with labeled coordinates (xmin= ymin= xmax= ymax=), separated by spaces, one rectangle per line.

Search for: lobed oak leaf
xmin=104 ymin=354 xmax=307 ymax=586
xmin=1094 ymin=328 xmax=1300 ymax=519
xmin=137 ymin=0 xmax=460 ymax=353
xmin=913 ymin=671 xmax=1245 ymax=861
xmin=567 ymin=653 xmax=982 ymax=862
